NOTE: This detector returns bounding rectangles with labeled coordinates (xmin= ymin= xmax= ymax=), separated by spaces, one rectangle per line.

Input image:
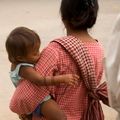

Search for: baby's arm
xmin=19 ymin=66 xmax=79 ymax=86
xmin=52 ymin=74 xmax=79 ymax=86
xmin=19 ymin=66 xmax=46 ymax=85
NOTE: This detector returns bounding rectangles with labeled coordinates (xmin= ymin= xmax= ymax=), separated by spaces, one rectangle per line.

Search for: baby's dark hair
xmin=5 ymin=27 xmax=40 ymax=63
xmin=60 ymin=0 xmax=99 ymax=30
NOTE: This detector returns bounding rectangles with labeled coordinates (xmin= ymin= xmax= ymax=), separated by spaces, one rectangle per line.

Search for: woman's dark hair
xmin=60 ymin=0 xmax=99 ymax=30
xmin=5 ymin=27 xmax=40 ymax=63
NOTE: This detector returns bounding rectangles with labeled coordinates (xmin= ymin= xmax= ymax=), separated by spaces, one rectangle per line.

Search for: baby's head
xmin=60 ymin=0 xmax=99 ymax=31
xmin=6 ymin=27 xmax=41 ymax=64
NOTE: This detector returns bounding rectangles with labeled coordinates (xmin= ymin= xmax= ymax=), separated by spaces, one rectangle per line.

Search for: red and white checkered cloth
xmin=9 ymin=36 xmax=108 ymax=120
xmin=54 ymin=36 xmax=108 ymax=120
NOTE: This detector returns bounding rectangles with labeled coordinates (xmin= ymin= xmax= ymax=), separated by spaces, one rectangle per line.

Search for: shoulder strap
xmin=52 ymin=36 xmax=97 ymax=91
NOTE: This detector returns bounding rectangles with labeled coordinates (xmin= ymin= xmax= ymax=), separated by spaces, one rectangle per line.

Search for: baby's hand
xmin=63 ymin=74 xmax=79 ymax=86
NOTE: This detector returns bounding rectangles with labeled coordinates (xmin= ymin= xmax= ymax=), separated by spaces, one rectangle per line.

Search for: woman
xmin=9 ymin=0 xmax=108 ymax=119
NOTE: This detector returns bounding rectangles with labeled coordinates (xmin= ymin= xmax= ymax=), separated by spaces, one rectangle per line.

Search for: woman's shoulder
xmin=40 ymin=38 xmax=63 ymax=60
xmin=43 ymin=36 xmax=68 ymax=51
xmin=86 ymin=41 xmax=104 ymax=51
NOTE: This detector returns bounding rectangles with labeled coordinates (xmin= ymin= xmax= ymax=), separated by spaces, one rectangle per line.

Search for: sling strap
xmin=53 ymin=36 xmax=108 ymax=120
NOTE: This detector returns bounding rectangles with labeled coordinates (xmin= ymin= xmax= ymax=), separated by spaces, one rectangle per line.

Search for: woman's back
xmin=36 ymin=36 xmax=104 ymax=119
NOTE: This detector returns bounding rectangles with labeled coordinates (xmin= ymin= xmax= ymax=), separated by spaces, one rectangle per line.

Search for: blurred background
xmin=0 ymin=0 xmax=120 ymax=119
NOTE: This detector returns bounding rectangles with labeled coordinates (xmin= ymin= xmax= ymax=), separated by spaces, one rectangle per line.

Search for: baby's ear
xmin=16 ymin=56 xmax=25 ymax=62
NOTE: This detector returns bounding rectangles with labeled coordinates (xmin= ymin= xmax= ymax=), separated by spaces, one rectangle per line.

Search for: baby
xmin=6 ymin=27 xmax=79 ymax=120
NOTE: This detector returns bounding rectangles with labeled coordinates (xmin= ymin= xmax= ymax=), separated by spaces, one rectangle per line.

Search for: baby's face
xmin=23 ymin=42 xmax=40 ymax=64
xmin=25 ymin=50 xmax=40 ymax=64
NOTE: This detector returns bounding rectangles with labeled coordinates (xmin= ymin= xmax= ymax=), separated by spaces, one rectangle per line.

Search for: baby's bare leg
xmin=41 ymin=99 xmax=67 ymax=120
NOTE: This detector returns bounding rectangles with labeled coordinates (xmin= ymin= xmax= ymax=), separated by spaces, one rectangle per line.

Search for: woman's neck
xmin=67 ymin=29 xmax=88 ymax=37
xmin=66 ymin=29 xmax=95 ymax=43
